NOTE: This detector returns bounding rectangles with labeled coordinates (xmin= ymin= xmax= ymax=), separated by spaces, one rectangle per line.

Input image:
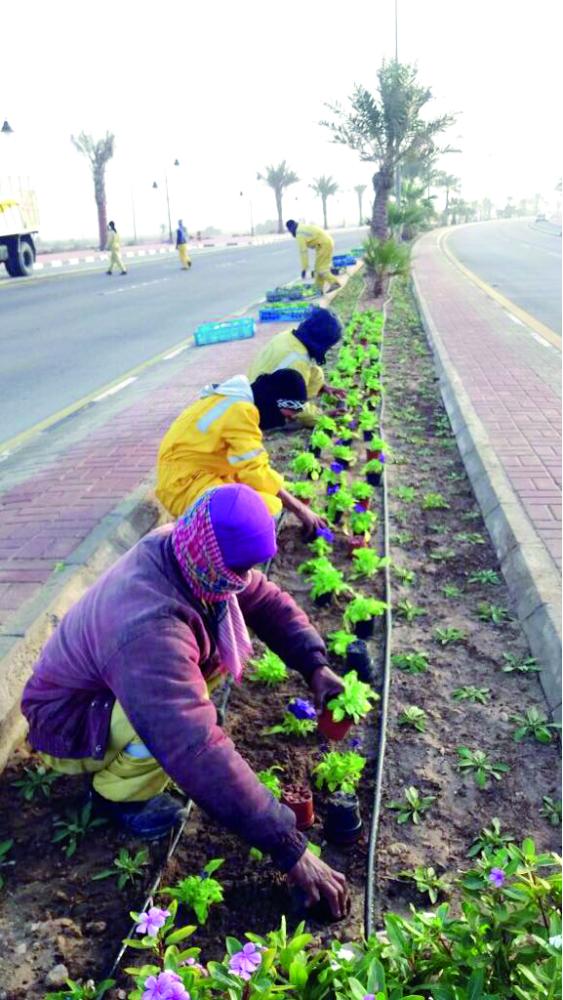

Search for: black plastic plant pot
xmin=324 ymin=792 xmax=363 ymax=845
xmin=314 ymin=591 xmax=333 ymax=608
xmin=346 ymin=640 xmax=374 ymax=682
xmin=354 ymin=617 xmax=375 ymax=640
xmin=363 ymin=430 xmax=374 ymax=443
xmin=311 ymin=446 xmax=322 ymax=458
xmin=366 ymin=471 xmax=382 ymax=487
xmin=336 ymin=459 xmax=350 ymax=470
xmin=337 ymin=435 xmax=354 ymax=447
xmin=332 ymin=510 xmax=343 ymax=525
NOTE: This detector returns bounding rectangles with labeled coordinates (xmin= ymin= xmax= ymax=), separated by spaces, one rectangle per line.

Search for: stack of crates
xmin=332 ymin=254 xmax=357 ymax=268
xmin=194 ymin=317 xmax=255 ymax=347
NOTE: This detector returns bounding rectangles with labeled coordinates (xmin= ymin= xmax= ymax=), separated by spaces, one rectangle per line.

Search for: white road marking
xmin=93 ymin=377 xmax=137 ymax=401
xmin=101 ymin=277 xmax=170 ymax=295
xmin=506 ymin=311 xmax=525 ymax=326
xmin=529 ymin=330 xmax=555 ymax=349
xmin=163 ymin=344 xmax=190 ymax=360
xmin=0 ymin=450 xmax=11 ymax=462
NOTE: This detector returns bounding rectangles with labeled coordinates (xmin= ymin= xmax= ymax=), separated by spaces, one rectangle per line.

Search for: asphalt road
xmin=0 ymin=228 xmax=366 ymax=443
xmin=446 ymin=219 xmax=562 ymax=336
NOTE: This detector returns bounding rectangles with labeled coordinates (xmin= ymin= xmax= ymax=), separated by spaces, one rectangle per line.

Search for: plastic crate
xmin=332 ymin=254 xmax=357 ymax=267
xmin=194 ymin=317 xmax=255 ymax=347
xmin=259 ymin=305 xmax=315 ymax=322
xmin=266 ymin=284 xmax=320 ymax=302
xmin=348 ymin=246 xmax=366 ymax=257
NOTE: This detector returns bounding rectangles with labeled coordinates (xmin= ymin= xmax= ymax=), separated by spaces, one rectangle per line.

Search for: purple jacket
xmin=22 ymin=526 xmax=329 ymax=871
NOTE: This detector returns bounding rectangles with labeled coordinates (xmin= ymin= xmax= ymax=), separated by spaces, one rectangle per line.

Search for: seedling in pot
xmin=398 ymin=865 xmax=450 ymax=903
xmin=315 ymin=415 xmax=337 ymax=435
xmin=396 ymin=599 xmax=425 ymax=622
xmin=12 ymin=763 xmax=60 ymax=801
xmin=456 ymin=747 xmax=509 ymax=789
xmin=332 ymin=444 xmax=356 ymax=468
xmin=327 ymin=628 xmax=356 ymax=658
xmin=540 ymin=796 xmax=562 ymax=827
xmin=358 ymin=408 xmax=378 ymax=441
xmin=349 ymin=508 xmax=376 ymax=539
xmin=351 ymin=480 xmax=375 ymax=507
xmin=327 ymin=486 xmax=355 ymax=524
xmin=52 ymin=802 xmax=107 ymax=858
xmin=313 ymin=750 xmax=366 ymax=793
xmin=291 ymin=452 xmax=322 ymax=480
xmin=422 ymin=492 xmax=450 ymax=510
xmin=452 ymin=686 xmax=490 ymax=704
xmin=501 ymin=652 xmax=540 ymax=674
xmin=308 ymin=558 xmax=349 ymax=604
xmin=256 ymin=765 xmax=283 ymax=799
xmin=477 ymin=602 xmax=510 ymax=624
xmin=344 ymin=595 xmax=388 ymax=638
xmin=392 ymin=651 xmax=429 ymax=674
xmin=387 ymin=786 xmax=436 ymax=824
xmin=92 ymin=847 xmax=149 ymax=890
xmin=510 ymin=707 xmax=560 ymax=744
xmin=434 ymin=626 xmax=465 ymax=645
xmin=0 ymin=839 xmax=13 ymax=891
xmin=467 ymin=817 xmax=515 ymax=858
xmin=398 ymin=706 xmax=427 ymax=732
xmin=289 ymin=480 xmax=318 ymax=503
xmin=362 ymin=458 xmax=384 ymax=486
xmin=264 ymin=699 xmax=317 ymax=737
xmin=394 ymin=564 xmax=415 ymax=585
xmin=310 ymin=428 xmax=332 ymax=455
xmin=318 ymin=670 xmax=379 ymax=740
xmin=394 ymin=485 xmax=416 ymax=502
xmin=350 ymin=549 xmax=389 ymax=579
xmin=249 ymin=649 xmax=288 ymax=686
xmin=441 ymin=583 xmax=462 ymax=598
xmin=468 ymin=569 xmax=501 ymax=586
xmin=161 ymin=858 xmax=224 ymax=924
xmin=455 ymin=531 xmax=486 ymax=545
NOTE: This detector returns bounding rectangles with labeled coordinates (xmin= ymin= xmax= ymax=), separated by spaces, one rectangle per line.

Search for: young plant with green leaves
xmin=327 ymin=487 xmax=356 ymax=522
xmin=289 ymin=480 xmax=318 ymax=501
xmin=332 ymin=444 xmax=356 ymax=466
xmin=45 ymin=978 xmax=115 ymax=1000
xmin=456 ymin=747 xmax=510 ymax=789
xmin=349 ymin=509 xmax=376 ymax=536
xmin=392 ymin=651 xmax=429 ymax=674
xmin=344 ymin=595 xmax=388 ymax=628
xmin=291 ymin=451 xmax=322 ymax=480
xmin=327 ymin=629 xmax=356 ymax=657
xmin=422 ymin=492 xmax=450 ymax=510
xmin=387 ymin=785 xmax=436 ymax=824
xmin=430 ymin=547 xmax=457 ymax=562
xmin=441 ymin=583 xmax=462 ymax=598
xmin=468 ymin=569 xmax=501 ymax=586
xmin=350 ymin=548 xmax=389 ymax=579
xmin=313 ymin=750 xmax=366 ymax=793
xmin=394 ymin=564 xmax=415 ymax=585
xmin=398 ymin=706 xmax=427 ymax=732
xmin=310 ymin=428 xmax=332 ymax=452
xmin=390 ymin=530 xmax=413 ymax=545
xmin=501 ymin=652 xmax=540 ymax=674
xmin=511 ymin=707 xmax=560 ymax=744
xmin=467 ymin=817 xmax=516 ymax=858
xmin=452 ymin=686 xmax=491 ymax=705
xmin=396 ymin=598 xmax=425 ymax=621
xmin=315 ymin=415 xmax=338 ymax=435
xmin=456 ymin=531 xmax=486 ymax=544
xmin=351 ymin=480 xmax=375 ymax=503
xmin=161 ymin=859 xmax=224 ymax=924
xmin=264 ymin=699 xmax=317 ymax=738
xmin=326 ymin=670 xmax=379 ymax=724
xmin=399 ymin=865 xmax=450 ymax=903
xmin=540 ymin=796 xmax=562 ymax=827
xmin=12 ymin=763 xmax=60 ymax=801
xmin=308 ymin=557 xmax=349 ymax=601
xmin=256 ymin=766 xmax=283 ymax=799
xmin=52 ymin=802 xmax=107 ymax=858
xmin=394 ymin=485 xmax=416 ymax=502
xmin=248 ymin=649 xmax=288 ymax=686
xmin=92 ymin=848 xmax=149 ymax=890
xmin=477 ymin=602 xmax=510 ymax=624
xmin=434 ymin=626 xmax=465 ymax=645
xmin=362 ymin=458 xmax=384 ymax=476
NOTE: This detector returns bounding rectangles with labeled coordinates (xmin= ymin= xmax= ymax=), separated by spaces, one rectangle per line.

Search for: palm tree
xmin=71 ymin=131 xmax=115 ymax=250
xmin=322 ymin=62 xmax=455 ymax=239
xmin=354 ymin=184 xmax=367 ymax=225
xmin=257 ymin=161 xmax=299 ymax=234
xmin=480 ymin=197 xmax=493 ymax=220
xmin=310 ymin=175 xmax=338 ymax=229
xmin=435 ymin=172 xmax=461 ymax=221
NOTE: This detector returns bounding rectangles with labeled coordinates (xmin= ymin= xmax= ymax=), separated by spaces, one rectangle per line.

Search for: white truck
xmin=0 ymin=177 xmax=39 ymax=276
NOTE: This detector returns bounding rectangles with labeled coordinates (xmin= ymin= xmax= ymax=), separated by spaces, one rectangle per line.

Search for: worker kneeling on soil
xmin=248 ymin=307 xmax=343 ymax=426
xmin=286 ymin=219 xmax=341 ymax=295
xmin=156 ymin=369 xmax=326 ymax=536
xmin=21 ymin=485 xmax=350 ymax=919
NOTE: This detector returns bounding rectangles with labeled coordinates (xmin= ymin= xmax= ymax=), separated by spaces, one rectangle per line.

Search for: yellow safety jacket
xmin=295 ymin=223 xmax=333 ymax=271
xmin=156 ymin=376 xmax=283 ymax=518
xmin=108 ymin=231 xmax=121 ymax=252
xmin=248 ymin=330 xmax=324 ymax=398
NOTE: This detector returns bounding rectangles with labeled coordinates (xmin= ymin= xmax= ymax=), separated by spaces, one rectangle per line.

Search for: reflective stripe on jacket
xmin=248 ymin=330 xmax=324 ymax=399
xmin=295 ymin=223 xmax=334 ymax=271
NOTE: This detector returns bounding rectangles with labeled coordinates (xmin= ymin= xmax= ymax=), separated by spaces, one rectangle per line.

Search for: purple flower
xmin=184 ymin=958 xmax=207 ymax=977
xmin=488 ymin=867 xmax=506 ymax=888
xmin=330 ymin=461 xmax=344 ymax=473
xmin=288 ymin=698 xmax=317 ymax=721
xmin=326 ymin=483 xmax=341 ymax=496
xmin=228 ymin=942 xmax=262 ymax=980
xmin=353 ymin=503 xmax=365 ymax=513
xmin=348 ymin=736 xmax=363 ymax=750
xmin=317 ymin=526 xmax=334 ymax=542
xmin=349 ymin=420 xmax=358 ymax=429
xmin=142 ymin=970 xmax=190 ymax=1000
xmin=364 ymin=995 xmax=376 ymax=1000
xmin=379 ymin=452 xmax=386 ymax=463
xmin=136 ymin=906 xmax=170 ymax=938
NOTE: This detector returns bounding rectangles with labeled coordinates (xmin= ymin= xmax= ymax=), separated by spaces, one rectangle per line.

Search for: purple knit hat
xmin=209 ymin=485 xmax=277 ymax=569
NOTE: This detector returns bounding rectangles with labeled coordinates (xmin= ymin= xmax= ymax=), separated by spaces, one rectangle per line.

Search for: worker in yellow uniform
xmin=286 ymin=219 xmax=340 ymax=294
xmin=176 ymin=219 xmax=192 ymax=270
xmin=106 ymin=221 xmax=127 ymax=275
xmin=156 ymin=369 xmax=327 ymax=536
xmin=248 ymin=307 xmax=342 ymax=426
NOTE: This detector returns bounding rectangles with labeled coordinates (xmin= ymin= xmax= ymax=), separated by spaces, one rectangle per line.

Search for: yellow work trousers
xmin=165 ymin=469 xmax=282 ymax=519
xmin=314 ymin=241 xmax=339 ymax=292
xmin=108 ymin=250 xmax=126 ymax=273
xmin=178 ymin=244 xmax=192 ymax=269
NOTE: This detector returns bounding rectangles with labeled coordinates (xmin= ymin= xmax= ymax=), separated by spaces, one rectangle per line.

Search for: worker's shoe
xmin=120 ymin=270 xmax=128 ymax=275
xmin=90 ymin=788 xmax=188 ymax=840
xmin=106 ymin=270 xmax=113 ymax=275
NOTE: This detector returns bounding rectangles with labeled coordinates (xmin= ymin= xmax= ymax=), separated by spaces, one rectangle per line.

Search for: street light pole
xmin=164 ymin=173 xmax=172 ymax=244
xmin=394 ymin=0 xmax=398 ymax=61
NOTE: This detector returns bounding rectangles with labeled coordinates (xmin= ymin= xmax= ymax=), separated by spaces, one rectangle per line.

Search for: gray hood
xmin=200 ymin=374 xmax=254 ymax=403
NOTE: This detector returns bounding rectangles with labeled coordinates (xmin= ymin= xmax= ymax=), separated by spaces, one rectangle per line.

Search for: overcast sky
xmin=2 ymin=0 xmax=561 ymax=240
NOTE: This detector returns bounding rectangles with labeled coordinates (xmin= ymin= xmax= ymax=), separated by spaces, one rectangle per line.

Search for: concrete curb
xmin=411 ymin=270 xmax=562 ymax=721
xmin=0 ymin=486 xmax=163 ymax=770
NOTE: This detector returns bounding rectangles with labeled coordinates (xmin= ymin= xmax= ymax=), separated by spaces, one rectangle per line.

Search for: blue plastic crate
xmin=332 ymin=254 xmax=357 ymax=267
xmin=259 ymin=305 xmax=315 ymax=322
xmin=194 ymin=317 xmax=255 ymax=347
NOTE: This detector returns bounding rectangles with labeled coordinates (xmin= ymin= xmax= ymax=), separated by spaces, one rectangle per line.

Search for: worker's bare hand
xmin=287 ymin=849 xmax=350 ymax=919
xmin=310 ymin=665 xmax=345 ymax=712
xmin=297 ymin=505 xmax=328 ymax=540
xmin=323 ymin=386 xmax=347 ymax=400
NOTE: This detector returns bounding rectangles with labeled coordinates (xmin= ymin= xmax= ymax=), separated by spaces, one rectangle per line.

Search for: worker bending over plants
xmin=286 ymin=219 xmax=341 ymax=294
xmin=156 ymin=369 xmax=326 ymax=536
xmin=21 ymin=485 xmax=349 ymax=919
xmin=248 ymin=306 xmax=343 ymax=426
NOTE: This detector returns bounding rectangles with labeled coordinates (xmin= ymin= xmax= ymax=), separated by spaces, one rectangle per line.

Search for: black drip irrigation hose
xmin=107 ymin=515 xmax=285 ymax=980
xmin=364 ymin=285 xmax=394 ymax=939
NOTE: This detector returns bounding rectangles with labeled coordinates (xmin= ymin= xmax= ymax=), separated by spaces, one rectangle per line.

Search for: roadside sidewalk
xmin=412 ymin=229 xmax=561 ymax=716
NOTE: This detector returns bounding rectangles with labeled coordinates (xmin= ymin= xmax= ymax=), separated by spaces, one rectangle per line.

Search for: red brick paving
xmin=414 ymin=231 xmax=562 ymax=570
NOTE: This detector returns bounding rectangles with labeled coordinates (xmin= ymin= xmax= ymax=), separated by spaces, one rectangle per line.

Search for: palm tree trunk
xmin=275 ymin=189 xmax=283 ymax=234
xmin=357 ymin=191 xmax=363 ymax=226
xmin=322 ymin=196 xmax=328 ymax=230
xmin=371 ymin=166 xmax=393 ymax=239
xmin=94 ymin=165 xmax=108 ymax=250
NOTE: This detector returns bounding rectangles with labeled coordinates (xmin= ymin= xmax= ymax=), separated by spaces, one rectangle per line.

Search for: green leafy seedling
xmin=387 ymin=786 xmax=436 ymax=824
xmin=434 ymin=626 xmax=465 ymax=645
xmin=344 ymin=595 xmax=388 ymax=628
xmin=394 ymin=565 xmax=415 ymax=585
xmin=398 ymin=706 xmax=427 ymax=732
xmin=12 ymin=764 xmax=60 ymax=801
xmin=422 ymin=492 xmax=450 ymax=510
xmin=52 ymin=802 xmax=107 ymax=858
xmin=92 ymin=847 xmax=149 ymax=890
xmin=429 ymin=548 xmax=457 ymax=562
xmin=452 ymin=686 xmax=490 ymax=705
xmin=468 ymin=569 xmax=501 ymax=586
xmin=441 ymin=583 xmax=462 ymax=598
xmin=256 ymin=766 xmax=283 ymax=799
xmin=396 ymin=599 xmax=425 ymax=622
xmin=511 ymin=707 xmax=560 ymax=744
xmin=327 ymin=630 xmax=356 ymax=657
xmin=456 ymin=531 xmax=486 ymax=544
xmin=468 ymin=817 xmax=516 ymax=858
xmin=540 ymin=796 xmax=562 ymax=827
xmin=326 ymin=670 xmax=379 ymax=724
xmin=45 ymin=978 xmax=115 ymax=1000
xmin=313 ymin=750 xmax=366 ymax=793
xmin=263 ymin=712 xmax=317 ymax=739
xmin=461 ymin=510 xmax=481 ymax=521
xmin=456 ymin=747 xmax=509 ymax=789
xmin=501 ymin=653 xmax=540 ymax=673
xmin=390 ymin=531 xmax=413 ymax=545
xmin=161 ymin=858 xmax=224 ymax=924
xmin=399 ymin=865 xmax=450 ymax=903
xmin=394 ymin=485 xmax=416 ymax=502
xmin=350 ymin=549 xmax=389 ymax=579
xmin=392 ymin=651 xmax=429 ymax=674
xmin=477 ymin=602 xmax=510 ymax=624
xmin=249 ymin=650 xmax=288 ymax=686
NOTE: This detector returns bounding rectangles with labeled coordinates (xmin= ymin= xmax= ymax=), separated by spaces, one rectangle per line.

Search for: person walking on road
xmin=248 ymin=307 xmax=343 ymax=426
xmin=106 ymin=221 xmax=127 ymax=275
xmin=21 ymin=484 xmax=349 ymax=919
xmin=286 ymin=219 xmax=340 ymax=295
xmin=176 ymin=219 xmax=192 ymax=270
xmin=156 ymin=369 xmax=327 ymax=536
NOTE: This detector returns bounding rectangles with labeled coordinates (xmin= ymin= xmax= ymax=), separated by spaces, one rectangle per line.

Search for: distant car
xmin=535 ymin=214 xmax=547 ymax=222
